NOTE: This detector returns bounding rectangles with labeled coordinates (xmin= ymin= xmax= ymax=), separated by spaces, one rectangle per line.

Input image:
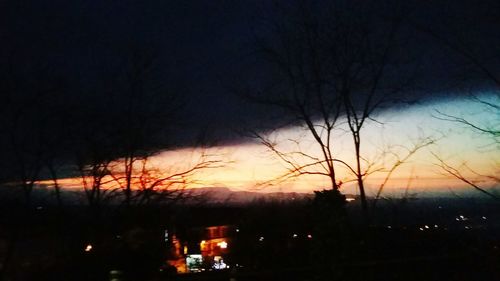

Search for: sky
xmin=1 ymin=0 xmax=499 ymax=197
xmin=147 ymin=94 xmax=499 ymax=195
xmin=40 ymin=94 xmax=499 ymax=197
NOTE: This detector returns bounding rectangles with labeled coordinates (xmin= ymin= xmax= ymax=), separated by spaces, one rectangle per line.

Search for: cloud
xmin=0 ymin=0 xmax=497 ymax=170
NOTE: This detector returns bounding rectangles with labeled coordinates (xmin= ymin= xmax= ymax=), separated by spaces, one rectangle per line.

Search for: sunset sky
xmin=2 ymin=0 xmax=499 ymax=199
xmin=149 ymin=94 xmax=499 ymax=195
xmin=45 ymin=93 xmax=499 ymax=198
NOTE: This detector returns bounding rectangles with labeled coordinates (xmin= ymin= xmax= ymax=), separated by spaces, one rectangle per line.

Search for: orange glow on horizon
xmin=36 ymin=98 xmax=499 ymax=197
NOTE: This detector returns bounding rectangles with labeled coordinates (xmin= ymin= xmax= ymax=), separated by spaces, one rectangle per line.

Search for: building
xmin=166 ymin=225 xmax=235 ymax=273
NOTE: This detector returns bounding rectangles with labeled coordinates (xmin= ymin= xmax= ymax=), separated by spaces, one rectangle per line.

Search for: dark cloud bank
xmin=0 ymin=0 xmax=498 ymax=180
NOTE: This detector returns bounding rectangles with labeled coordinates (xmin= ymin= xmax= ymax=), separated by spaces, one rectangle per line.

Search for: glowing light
xmin=184 ymin=245 xmax=188 ymax=254
xmin=482 ymin=216 xmax=487 ymax=220
xmin=217 ymin=241 xmax=228 ymax=249
xmin=84 ymin=244 xmax=92 ymax=252
xmin=292 ymin=234 xmax=298 ymax=238
xmin=164 ymin=230 xmax=169 ymax=242
xmin=109 ymin=270 xmax=123 ymax=278
xmin=186 ymin=254 xmax=203 ymax=273
xmin=424 ymin=225 xmax=429 ymax=229
xmin=346 ymin=198 xmax=355 ymax=202
xmin=307 ymin=234 xmax=312 ymax=239
xmin=213 ymin=256 xmax=227 ymax=270
xmin=200 ymin=240 xmax=206 ymax=251
xmin=259 ymin=236 xmax=264 ymax=242
xmin=419 ymin=227 xmax=424 ymax=231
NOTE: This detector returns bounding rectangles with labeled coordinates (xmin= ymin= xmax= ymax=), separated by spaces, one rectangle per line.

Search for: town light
xmin=84 ymin=244 xmax=92 ymax=252
xmin=217 ymin=241 xmax=228 ymax=249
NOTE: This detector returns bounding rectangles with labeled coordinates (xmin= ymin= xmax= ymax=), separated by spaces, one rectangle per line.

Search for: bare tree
xmin=0 ymin=61 xmax=64 ymax=207
xmin=249 ymin=1 xmax=349 ymax=192
xmin=110 ymin=151 xmax=223 ymax=206
xmin=107 ymin=49 xmax=188 ymax=206
xmin=74 ymin=144 xmax=117 ymax=209
xmin=69 ymin=47 xmax=226 ymax=207
xmin=0 ymin=57 xmax=71 ymax=281
xmin=249 ymin=1 xmax=425 ymax=214
xmin=408 ymin=0 xmax=500 ymax=199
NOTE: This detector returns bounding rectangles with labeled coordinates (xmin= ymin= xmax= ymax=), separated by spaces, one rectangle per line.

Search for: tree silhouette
xmin=249 ymin=1 xmax=430 ymax=215
xmin=408 ymin=0 xmax=500 ymax=199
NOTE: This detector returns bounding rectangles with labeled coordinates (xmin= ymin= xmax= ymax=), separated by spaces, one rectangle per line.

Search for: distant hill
xmin=182 ymin=187 xmax=315 ymax=205
xmin=12 ymin=184 xmax=492 ymax=206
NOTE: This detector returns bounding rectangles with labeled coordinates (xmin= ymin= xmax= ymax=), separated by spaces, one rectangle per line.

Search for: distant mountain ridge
xmin=14 ymin=184 xmax=495 ymax=206
xmin=183 ymin=186 xmax=315 ymax=204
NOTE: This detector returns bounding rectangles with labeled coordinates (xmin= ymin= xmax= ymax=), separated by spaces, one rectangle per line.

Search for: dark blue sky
xmin=0 ymin=0 xmax=498 ymax=147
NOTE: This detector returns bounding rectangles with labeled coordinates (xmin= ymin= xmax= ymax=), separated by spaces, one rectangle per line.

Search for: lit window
xmin=217 ymin=241 xmax=228 ymax=249
xmin=186 ymin=254 xmax=203 ymax=272
xmin=213 ymin=256 xmax=227 ymax=270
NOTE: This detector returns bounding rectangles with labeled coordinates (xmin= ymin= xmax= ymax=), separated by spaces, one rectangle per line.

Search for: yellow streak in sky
xmin=39 ymin=97 xmax=499 ymax=196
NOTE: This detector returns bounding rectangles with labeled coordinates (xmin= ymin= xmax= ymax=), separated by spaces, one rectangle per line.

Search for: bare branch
xmin=432 ymin=153 xmax=499 ymax=200
xmin=373 ymin=137 xmax=435 ymax=207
